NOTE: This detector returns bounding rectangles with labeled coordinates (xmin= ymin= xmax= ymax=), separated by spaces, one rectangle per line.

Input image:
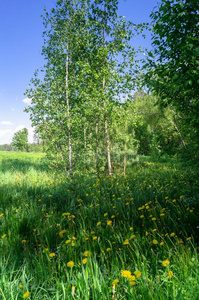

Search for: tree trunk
xmin=84 ymin=124 xmax=88 ymax=170
xmin=66 ymin=43 xmax=73 ymax=176
xmin=102 ymin=5 xmax=112 ymax=177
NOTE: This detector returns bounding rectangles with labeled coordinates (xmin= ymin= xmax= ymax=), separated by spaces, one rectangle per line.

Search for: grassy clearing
xmin=0 ymin=151 xmax=199 ymax=299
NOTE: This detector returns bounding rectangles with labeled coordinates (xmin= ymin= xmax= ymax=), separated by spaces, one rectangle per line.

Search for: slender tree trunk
xmin=66 ymin=43 xmax=73 ymax=176
xmin=84 ymin=123 xmax=88 ymax=170
xmin=124 ymin=143 xmax=127 ymax=176
xmin=102 ymin=5 xmax=112 ymax=177
xmin=95 ymin=120 xmax=100 ymax=176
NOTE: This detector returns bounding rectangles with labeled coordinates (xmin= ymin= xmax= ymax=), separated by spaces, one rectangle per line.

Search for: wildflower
xmin=186 ymin=237 xmax=191 ymax=241
xmin=62 ymin=212 xmax=70 ymax=216
xmin=160 ymin=241 xmax=164 ymax=246
xmin=128 ymin=275 xmax=136 ymax=281
xmin=71 ymin=242 xmax=75 ymax=246
xmin=19 ymin=284 xmax=23 ymax=289
xmin=140 ymin=215 xmax=144 ymax=218
xmin=121 ymin=270 xmax=131 ymax=278
xmin=93 ymin=236 xmax=97 ymax=240
xmin=152 ymin=217 xmax=156 ymax=221
xmin=67 ymin=261 xmax=74 ymax=268
xmin=107 ymin=248 xmax=111 ymax=251
xmin=66 ymin=240 xmax=71 ymax=244
xmin=129 ymin=281 xmax=136 ymax=286
xmin=112 ymin=279 xmax=119 ymax=285
xmin=71 ymin=286 xmax=75 ymax=297
xmin=170 ymin=233 xmax=175 ymax=237
xmin=49 ymin=253 xmax=55 ymax=258
xmin=23 ymin=291 xmax=30 ymax=298
xmin=0 ymin=213 xmax=4 ymax=217
xmin=123 ymin=239 xmax=129 ymax=245
xmin=1 ymin=234 xmax=6 ymax=239
xmin=168 ymin=271 xmax=173 ymax=278
xmin=82 ymin=258 xmax=87 ymax=264
xmin=130 ymin=227 xmax=133 ymax=231
xmin=107 ymin=220 xmax=112 ymax=226
xmin=134 ymin=270 xmax=141 ymax=278
xmin=160 ymin=213 xmax=165 ymax=217
xmin=104 ymin=213 xmax=108 ymax=217
xmin=153 ymin=239 xmax=158 ymax=245
xmin=97 ymin=222 xmax=101 ymax=226
xmin=22 ymin=240 xmax=26 ymax=243
xmin=59 ymin=229 xmax=66 ymax=238
xmin=162 ymin=259 xmax=170 ymax=267
xmin=130 ymin=235 xmax=135 ymax=239
xmin=84 ymin=251 xmax=91 ymax=257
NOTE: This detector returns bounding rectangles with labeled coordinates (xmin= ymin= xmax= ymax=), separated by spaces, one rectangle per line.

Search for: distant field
xmin=0 ymin=151 xmax=198 ymax=299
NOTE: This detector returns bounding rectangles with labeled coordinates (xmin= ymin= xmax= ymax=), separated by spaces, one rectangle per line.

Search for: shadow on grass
xmin=0 ymin=158 xmax=50 ymax=174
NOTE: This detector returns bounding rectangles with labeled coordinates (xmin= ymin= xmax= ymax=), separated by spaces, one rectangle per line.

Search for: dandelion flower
xmin=97 ymin=222 xmax=101 ymax=226
xmin=121 ymin=270 xmax=131 ymax=278
xmin=168 ymin=271 xmax=173 ymax=278
xmin=107 ymin=220 xmax=112 ymax=226
xmin=129 ymin=281 xmax=136 ymax=286
xmin=123 ymin=239 xmax=129 ymax=245
xmin=1 ymin=234 xmax=6 ymax=239
xmin=134 ymin=270 xmax=142 ymax=278
xmin=162 ymin=259 xmax=170 ymax=267
xmin=23 ymin=291 xmax=30 ymax=298
xmin=82 ymin=258 xmax=87 ymax=264
xmin=84 ymin=251 xmax=91 ymax=257
xmin=67 ymin=261 xmax=74 ymax=268
xmin=153 ymin=239 xmax=158 ymax=245
xmin=49 ymin=253 xmax=55 ymax=258
xmin=112 ymin=279 xmax=119 ymax=285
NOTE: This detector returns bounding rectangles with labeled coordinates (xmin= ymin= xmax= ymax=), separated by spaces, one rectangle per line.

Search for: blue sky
xmin=0 ymin=0 xmax=159 ymax=145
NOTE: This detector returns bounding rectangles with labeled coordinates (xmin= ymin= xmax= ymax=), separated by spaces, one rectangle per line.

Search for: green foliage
xmin=145 ymin=0 xmax=199 ymax=161
xmin=12 ymin=128 xmax=29 ymax=152
xmin=24 ymin=0 xmax=147 ymax=176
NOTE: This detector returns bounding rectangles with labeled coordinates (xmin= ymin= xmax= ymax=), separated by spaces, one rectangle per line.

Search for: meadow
xmin=0 ymin=151 xmax=199 ymax=300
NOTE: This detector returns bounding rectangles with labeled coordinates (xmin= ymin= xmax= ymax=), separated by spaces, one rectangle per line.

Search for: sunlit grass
xmin=0 ymin=151 xmax=199 ymax=299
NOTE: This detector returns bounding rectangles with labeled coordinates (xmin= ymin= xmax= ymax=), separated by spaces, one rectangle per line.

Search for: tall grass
xmin=0 ymin=151 xmax=198 ymax=299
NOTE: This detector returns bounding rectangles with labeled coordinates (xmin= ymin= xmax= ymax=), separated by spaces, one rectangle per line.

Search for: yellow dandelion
xmin=128 ymin=275 xmax=136 ymax=281
xmin=160 ymin=241 xmax=164 ymax=246
xmin=106 ymin=247 xmax=111 ymax=251
xmin=130 ymin=235 xmax=135 ymax=239
xmin=65 ymin=240 xmax=71 ymax=244
xmin=23 ymin=291 xmax=30 ymax=298
xmin=49 ymin=253 xmax=55 ymax=257
xmin=0 ymin=213 xmax=4 ymax=217
xmin=19 ymin=284 xmax=23 ymax=289
xmin=123 ymin=239 xmax=129 ymax=245
xmin=121 ymin=270 xmax=131 ymax=278
xmin=168 ymin=271 xmax=173 ymax=278
xmin=129 ymin=281 xmax=136 ymax=286
xmin=67 ymin=261 xmax=74 ymax=268
xmin=112 ymin=279 xmax=119 ymax=285
xmin=170 ymin=232 xmax=175 ymax=237
xmin=153 ymin=239 xmax=158 ymax=245
xmin=134 ymin=270 xmax=142 ymax=278
xmin=84 ymin=251 xmax=91 ymax=257
xmin=82 ymin=258 xmax=87 ymax=264
xmin=22 ymin=240 xmax=26 ymax=243
xmin=97 ymin=222 xmax=101 ymax=226
xmin=107 ymin=220 xmax=112 ymax=226
xmin=162 ymin=259 xmax=170 ymax=267
xmin=1 ymin=234 xmax=6 ymax=239
xmin=93 ymin=236 xmax=97 ymax=240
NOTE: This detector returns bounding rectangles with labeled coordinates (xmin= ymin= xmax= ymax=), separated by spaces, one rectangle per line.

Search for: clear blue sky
xmin=0 ymin=0 xmax=159 ymax=145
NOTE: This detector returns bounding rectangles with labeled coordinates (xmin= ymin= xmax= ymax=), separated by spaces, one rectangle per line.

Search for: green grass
xmin=0 ymin=151 xmax=199 ymax=299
